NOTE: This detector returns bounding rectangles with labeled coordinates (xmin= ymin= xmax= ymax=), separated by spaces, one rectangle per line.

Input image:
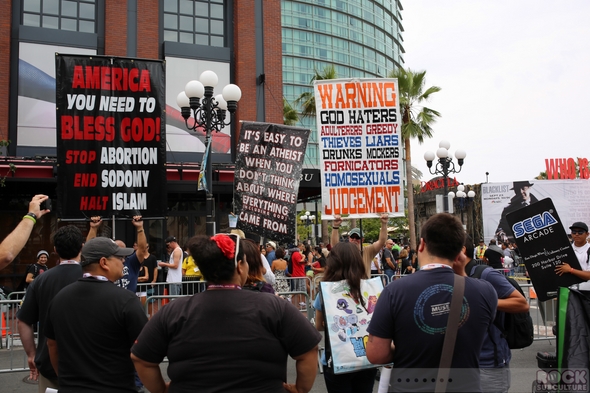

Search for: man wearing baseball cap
xmin=556 ymin=222 xmax=590 ymax=289
xmin=266 ymin=241 xmax=277 ymax=264
xmin=45 ymin=237 xmax=148 ymax=392
xmin=331 ymin=213 xmax=389 ymax=277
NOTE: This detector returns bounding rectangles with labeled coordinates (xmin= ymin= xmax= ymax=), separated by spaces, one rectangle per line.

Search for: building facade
xmin=0 ymin=0 xmax=288 ymax=288
xmin=281 ymin=0 xmax=405 ymax=168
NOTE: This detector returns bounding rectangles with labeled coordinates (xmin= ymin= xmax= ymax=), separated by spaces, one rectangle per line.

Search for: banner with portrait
xmin=481 ymin=179 xmax=590 ymax=243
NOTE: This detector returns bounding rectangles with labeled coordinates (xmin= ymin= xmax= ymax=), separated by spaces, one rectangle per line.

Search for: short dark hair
xmin=52 ymin=225 xmax=84 ymax=260
xmin=188 ymin=235 xmax=243 ymax=283
xmin=275 ymin=247 xmax=285 ymax=259
xmin=420 ymin=213 xmax=465 ymax=261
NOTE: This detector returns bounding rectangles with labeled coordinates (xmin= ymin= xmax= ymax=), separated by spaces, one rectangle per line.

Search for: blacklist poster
xmin=56 ymin=55 xmax=166 ymax=218
xmin=506 ymin=198 xmax=583 ymax=301
xmin=315 ymin=78 xmax=405 ymax=219
xmin=235 ymin=122 xmax=309 ymax=243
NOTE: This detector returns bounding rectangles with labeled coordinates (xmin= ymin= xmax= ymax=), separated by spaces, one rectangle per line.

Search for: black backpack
xmin=472 ymin=265 xmax=534 ymax=349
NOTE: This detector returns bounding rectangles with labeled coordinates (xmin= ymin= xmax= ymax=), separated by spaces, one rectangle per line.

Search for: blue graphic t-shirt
xmin=114 ymin=252 xmax=141 ymax=293
xmin=368 ymin=268 xmax=497 ymax=392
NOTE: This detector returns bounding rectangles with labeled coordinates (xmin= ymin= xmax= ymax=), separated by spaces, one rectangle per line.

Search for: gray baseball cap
xmin=81 ymin=237 xmax=134 ymax=266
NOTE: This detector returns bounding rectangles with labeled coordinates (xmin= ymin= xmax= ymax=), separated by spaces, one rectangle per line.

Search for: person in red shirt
xmin=290 ymin=243 xmax=306 ymax=308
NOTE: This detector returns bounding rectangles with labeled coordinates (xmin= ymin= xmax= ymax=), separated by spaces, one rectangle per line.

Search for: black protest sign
xmin=56 ymin=55 xmax=166 ymax=218
xmin=506 ymin=198 xmax=583 ymax=301
xmin=235 ymin=122 xmax=309 ymax=243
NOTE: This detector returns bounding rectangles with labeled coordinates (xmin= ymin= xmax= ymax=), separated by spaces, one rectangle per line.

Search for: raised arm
xmin=86 ymin=216 xmax=102 ymax=241
xmin=0 ymin=195 xmax=50 ymax=269
xmin=132 ymin=216 xmax=147 ymax=263
xmin=330 ymin=215 xmax=343 ymax=246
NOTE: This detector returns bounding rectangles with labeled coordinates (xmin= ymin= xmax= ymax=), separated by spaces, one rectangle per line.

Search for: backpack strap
xmin=435 ymin=275 xmax=465 ymax=393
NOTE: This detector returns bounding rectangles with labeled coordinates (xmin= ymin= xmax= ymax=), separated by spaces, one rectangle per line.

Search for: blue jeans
xmin=168 ymin=283 xmax=182 ymax=296
xmin=480 ymin=365 xmax=510 ymax=393
xmin=323 ymin=366 xmax=377 ymax=393
xmin=383 ymin=268 xmax=395 ymax=285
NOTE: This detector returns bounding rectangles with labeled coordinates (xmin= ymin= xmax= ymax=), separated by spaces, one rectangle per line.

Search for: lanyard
xmin=207 ymin=284 xmax=242 ymax=290
xmin=59 ymin=260 xmax=80 ymax=265
xmin=82 ymin=273 xmax=109 ymax=281
xmin=421 ymin=263 xmax=453 ymax=270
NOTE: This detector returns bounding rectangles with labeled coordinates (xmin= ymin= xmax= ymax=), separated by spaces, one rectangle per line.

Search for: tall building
xmin=0 ymin=0 xmax=297 ymax=287
xmin=281 ymin=0 xmax=405 ymax=168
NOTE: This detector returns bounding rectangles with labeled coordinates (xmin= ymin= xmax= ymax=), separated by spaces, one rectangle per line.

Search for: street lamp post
xmin=300 ymin=211 xmax=315 ymax=244
xmin=177 ymin=71 xmax=242 ymax=236
xmin=424 ymin=140 xmax=467 ymax=213
xmin=449 ymin=185 xmax=476 ymax=223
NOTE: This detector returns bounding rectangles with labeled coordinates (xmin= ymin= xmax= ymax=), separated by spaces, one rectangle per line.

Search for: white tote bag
xmin=320 ymin=277 xmax=384 ymax=374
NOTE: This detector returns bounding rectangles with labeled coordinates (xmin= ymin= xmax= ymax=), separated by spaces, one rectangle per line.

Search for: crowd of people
xmin=2 ymin=194 xmax=589 ymax=392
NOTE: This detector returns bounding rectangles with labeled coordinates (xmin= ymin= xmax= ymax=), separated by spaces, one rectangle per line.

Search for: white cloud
xmin=402 ymin=0 xmax=590 ymax=184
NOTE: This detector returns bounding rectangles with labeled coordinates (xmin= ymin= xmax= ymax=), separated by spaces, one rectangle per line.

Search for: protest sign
xmin=234 ymin=122 xmax=309 ymax=243
xmin=56 ymin=55 xmax=167 ymax=218
xmin=506 ymin=198 xmax=583 ymax=301
xmin=315 ymin=78 xmax=404 ymax=219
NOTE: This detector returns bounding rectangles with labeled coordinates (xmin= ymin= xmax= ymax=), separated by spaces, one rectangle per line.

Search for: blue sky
xmin=402 ymin=0 xmax=590 ymax=186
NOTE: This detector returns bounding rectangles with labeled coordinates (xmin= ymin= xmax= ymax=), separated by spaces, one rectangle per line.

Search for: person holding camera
xmin=0 ymin=195 xmax=51 ymax=270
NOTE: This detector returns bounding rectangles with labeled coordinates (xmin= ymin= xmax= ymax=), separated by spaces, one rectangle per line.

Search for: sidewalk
xmin=0 ymin=337 xmax=555 ymax=392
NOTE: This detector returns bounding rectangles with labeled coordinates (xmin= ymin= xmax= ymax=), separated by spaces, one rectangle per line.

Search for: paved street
xmin=1 ymin=335 xmax=555 ymax=393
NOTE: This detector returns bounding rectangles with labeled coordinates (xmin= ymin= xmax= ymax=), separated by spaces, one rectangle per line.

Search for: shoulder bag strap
xmin=435 ymin=274 xmax=465 ymax=393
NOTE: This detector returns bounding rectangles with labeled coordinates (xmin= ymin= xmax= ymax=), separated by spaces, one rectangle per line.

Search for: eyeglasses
xmin=571 ymin=230 xmax=587 ymax=235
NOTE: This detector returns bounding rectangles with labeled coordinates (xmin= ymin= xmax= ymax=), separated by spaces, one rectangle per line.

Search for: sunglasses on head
xmin=571 ymin=230 xmax=586 ymax=235
xmin=350 ymin=234 xmax=361 ymax=240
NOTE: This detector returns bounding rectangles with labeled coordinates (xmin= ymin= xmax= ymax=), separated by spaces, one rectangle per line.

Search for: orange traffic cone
xmin=162 ymin=288 xmax=169 ymax=305
xmin=1 ymin=311 xmax=10 ymax=338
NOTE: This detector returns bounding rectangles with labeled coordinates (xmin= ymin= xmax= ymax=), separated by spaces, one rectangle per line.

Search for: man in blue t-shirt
xmin=87 ymin=216 xmax=148 ymax=293
xmin=367 ymin=213 xmax=498 ymax=393
xmin=458 ymin=236 xmax=529 ymax=393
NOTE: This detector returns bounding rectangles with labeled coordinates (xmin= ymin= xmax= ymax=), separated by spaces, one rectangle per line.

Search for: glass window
xmin=195 ymin=2 xmax=208 ymax=16
xmin=180 ymin=0 xmax=193 ymax=14
xmin=211 ymin=4 xmax=223 ymax=18
xmin=21 ymin=0 xmax=97 ymax=32
xmin=210 ymin=19 xmax=223 ymax=35
xmin=61 ymin=17 xmax=77 ymax=30
xmin=61 ymin=1 xmax=77 ymax=18
xmin=164 ymin=14 xmax=177 ymax=29
xmin=23 ymin=0 xmax=41 ymax=13
xmin=210 ymin=35 xmax=224 ymax=47
xmin=164 ymin=0 xmax=177 ymax=12
xmin=42 ymin=15 xmax=59 ymax=28
xmin=180 ymin=15 xmax=194 ymax=31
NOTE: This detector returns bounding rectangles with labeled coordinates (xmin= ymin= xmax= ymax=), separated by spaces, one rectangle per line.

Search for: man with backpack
xmin=456 ymin=236 xmax=530 ymax=393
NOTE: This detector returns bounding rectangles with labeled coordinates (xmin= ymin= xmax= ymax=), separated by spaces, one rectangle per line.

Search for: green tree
xmin=294 ymin=65 xmax=337 ymax=119
xmin=283 ymin=98 xmax=299 ymax=126
xmin=389 ymin=68 xmax=441 ymax=250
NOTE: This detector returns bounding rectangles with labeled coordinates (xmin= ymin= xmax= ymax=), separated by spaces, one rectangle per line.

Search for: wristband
xmin=23 ymin=214 xmax=37 ymax=224
xmin=332 ymin=226 xmax=340 ymax=230
xmin=137 ymin=229 xmax=144 ymax=233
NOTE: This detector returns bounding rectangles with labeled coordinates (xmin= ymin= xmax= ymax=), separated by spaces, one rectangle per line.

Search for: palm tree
xmin=283 ymin=98 xmax=299 ymax=126
xmin=294 ymin=65 xmax=337 ymax=119
xmin=294 ymin=65 xmax=338 ymax=242
xmin=389 ymin=68 xmax=441 ymax=250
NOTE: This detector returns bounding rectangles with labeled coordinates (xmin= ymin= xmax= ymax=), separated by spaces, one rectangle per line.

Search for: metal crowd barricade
xmin=276 ymin=276 xmax=313 ymax=320
xmin=516 ymin=282 xmax=556 ymax=341
xmin=0 ymin=299 xmax=30 ymax=373
xmin=7 ymin=291 xmax=25 ymax=301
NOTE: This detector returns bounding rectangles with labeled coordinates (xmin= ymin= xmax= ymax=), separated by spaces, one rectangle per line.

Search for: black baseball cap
xmin=570 ymin=222 xmax=588 ymax=232
xmin=81 ymin=237 xmax=133 ymax=266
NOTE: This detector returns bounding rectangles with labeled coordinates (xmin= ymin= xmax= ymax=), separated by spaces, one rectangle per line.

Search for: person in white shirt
xmin=159 ymin=236 xmax=183 ymax=295
xmin=555 ymin=222 xmax=590 ymax=289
